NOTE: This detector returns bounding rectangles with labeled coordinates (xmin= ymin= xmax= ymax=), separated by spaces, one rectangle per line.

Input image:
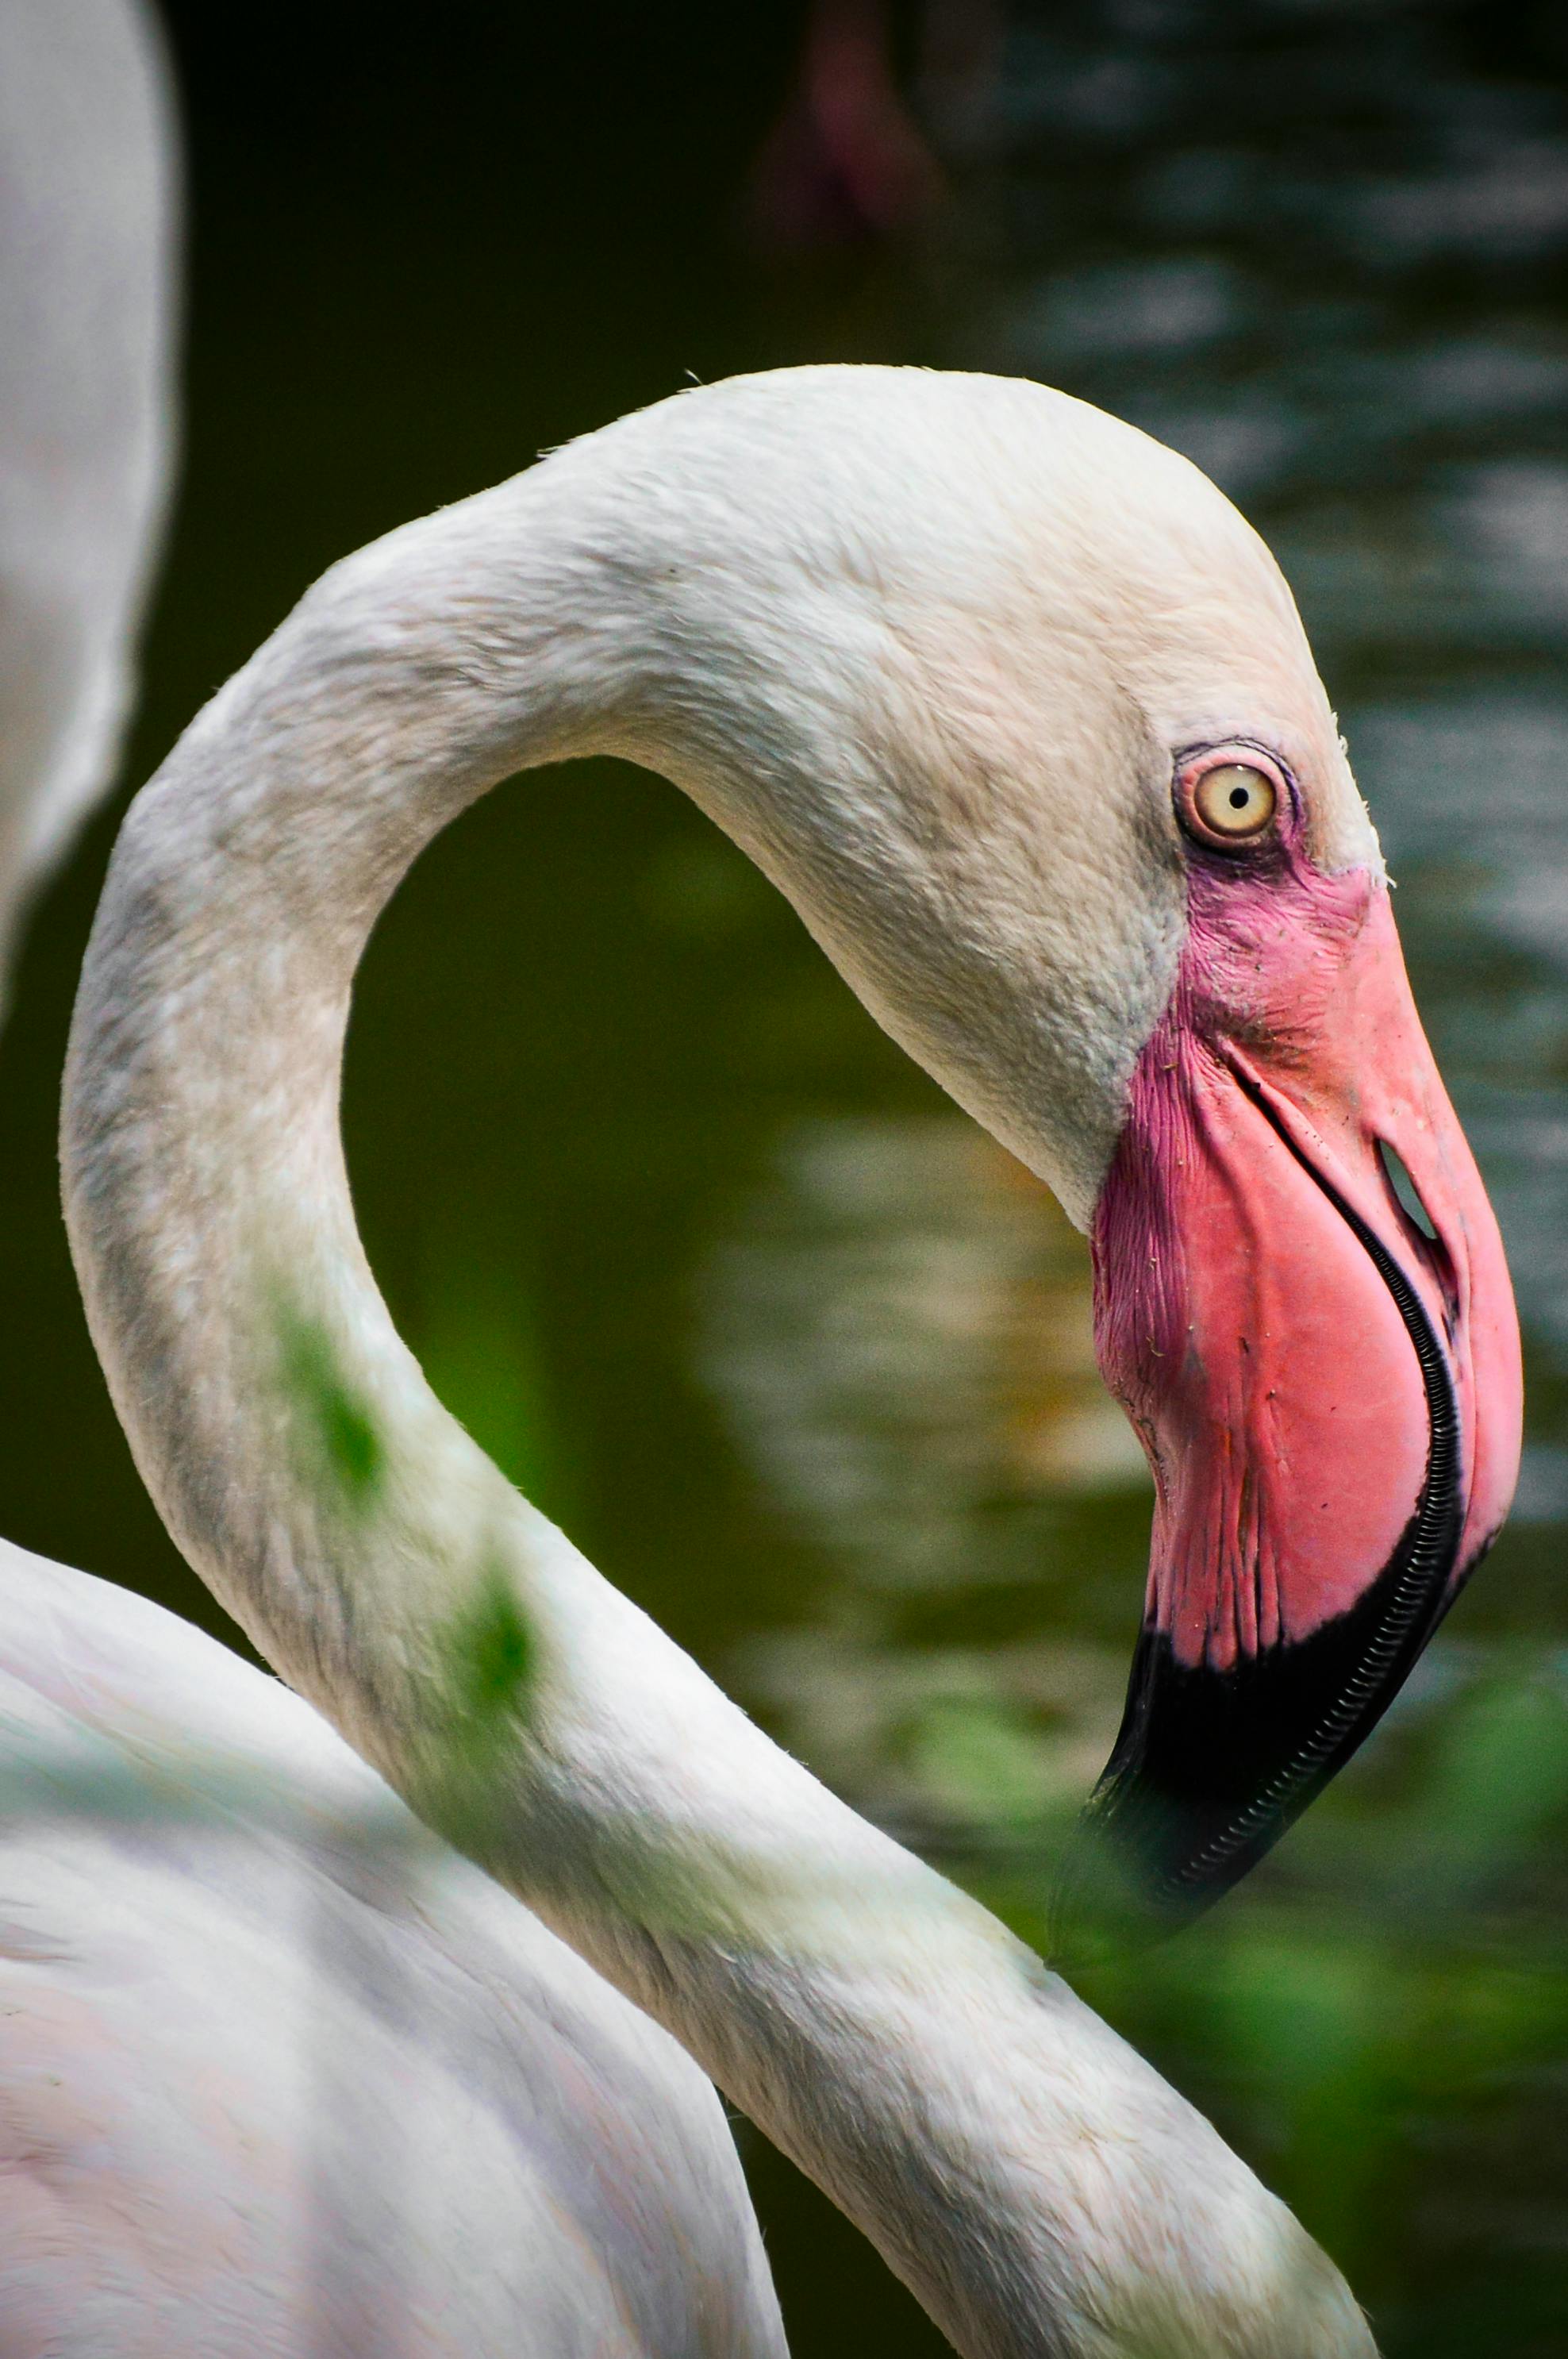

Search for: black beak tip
xmin=1049 ymin=1622 xmax=1304 ymax=1963
xmin=1053 ymin=1529 xmax=1467 ymax=1962
xmin=1048 ymin=1758 xmax=1269 ymax=1967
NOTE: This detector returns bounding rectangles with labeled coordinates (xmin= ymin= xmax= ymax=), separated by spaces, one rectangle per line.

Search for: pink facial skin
xmin=1093 ymin=764 xmax=1522 ymax=1686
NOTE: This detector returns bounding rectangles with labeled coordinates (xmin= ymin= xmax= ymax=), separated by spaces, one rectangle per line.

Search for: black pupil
xmin=1228 ymin=783 xmax=1250 ymax=809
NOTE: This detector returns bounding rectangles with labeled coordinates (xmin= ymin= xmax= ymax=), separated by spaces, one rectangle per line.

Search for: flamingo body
xmin=0 ymin=1543 xmax=785 ymax=2357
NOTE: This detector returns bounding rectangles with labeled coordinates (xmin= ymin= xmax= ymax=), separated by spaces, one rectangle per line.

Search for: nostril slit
xmin=1378 ymin=1140 xmax=1439 ymax=1242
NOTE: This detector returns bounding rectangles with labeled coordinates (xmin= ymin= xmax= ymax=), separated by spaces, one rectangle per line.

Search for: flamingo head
xmin=1064 ymin=748 xmax=1520 ymax=1927
xmin=625 ymin=369 xmax=1523 ymax=1926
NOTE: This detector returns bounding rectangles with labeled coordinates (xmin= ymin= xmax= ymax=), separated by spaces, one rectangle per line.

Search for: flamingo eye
xmin=1178 ymin=755 xmax=1281 ymax=848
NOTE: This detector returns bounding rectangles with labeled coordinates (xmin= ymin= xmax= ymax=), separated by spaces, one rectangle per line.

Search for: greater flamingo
xmin=60 ymin=364 xmax=1523 ymax=2350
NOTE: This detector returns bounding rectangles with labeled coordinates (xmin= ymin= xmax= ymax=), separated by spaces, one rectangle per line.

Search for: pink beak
xmin=1066 ymin=844 xmax=1521 ymax=1923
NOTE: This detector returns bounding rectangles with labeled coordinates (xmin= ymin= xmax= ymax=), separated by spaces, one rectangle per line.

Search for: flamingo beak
xmin=1063 ymin=860 xmax=1521 ymax=1929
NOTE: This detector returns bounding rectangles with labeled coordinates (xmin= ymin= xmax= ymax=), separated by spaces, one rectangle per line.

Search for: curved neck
xmin=63 ymin=408 xmax=1364 ymax=2359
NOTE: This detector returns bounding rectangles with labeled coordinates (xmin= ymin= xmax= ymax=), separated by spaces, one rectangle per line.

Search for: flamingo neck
xmin=63 ymin=390 xmax=1368 ymax=2359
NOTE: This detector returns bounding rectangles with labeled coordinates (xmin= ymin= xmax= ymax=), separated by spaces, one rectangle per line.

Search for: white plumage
xmin=62 ymin=361 xmax=1382 ymax=2355
xmin=0 ymin=1545 xmax=783 ymax=2357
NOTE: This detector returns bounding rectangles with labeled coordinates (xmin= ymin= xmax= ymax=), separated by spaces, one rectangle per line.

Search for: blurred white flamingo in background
xmin=0 ymin=0 xmax=174 ymax=989
xmin=62 ymin=323 xmax=1524 ymax=2344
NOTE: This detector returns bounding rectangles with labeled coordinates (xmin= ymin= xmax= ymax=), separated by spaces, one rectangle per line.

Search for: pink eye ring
xmin=1176 ymin=748 xmax=1285 ymax=849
